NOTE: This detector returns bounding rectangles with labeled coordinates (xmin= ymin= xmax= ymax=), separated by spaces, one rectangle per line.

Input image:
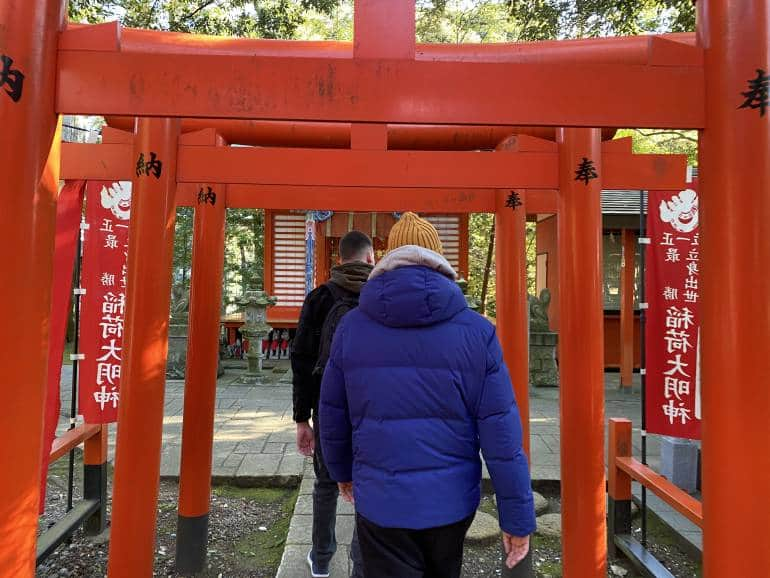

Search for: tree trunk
xmin=480 ymin=219 xmax=496 ymax=315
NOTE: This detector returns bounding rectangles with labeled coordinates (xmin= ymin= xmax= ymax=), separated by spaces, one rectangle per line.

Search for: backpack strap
xmin=324 ymin=280 xmax=354 ymax=303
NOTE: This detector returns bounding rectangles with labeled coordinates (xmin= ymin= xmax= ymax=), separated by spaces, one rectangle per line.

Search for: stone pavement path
xmin=57 ymin=361 xmax=306 ymax=480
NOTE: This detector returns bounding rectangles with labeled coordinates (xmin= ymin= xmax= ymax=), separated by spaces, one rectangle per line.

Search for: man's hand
xmin=296 ymin=422 xmax=315 ymax=457
xmin=338 ymin=482 xmax=355 ymax=504
xmin=502 ymin=533 xmax=529 ymax=569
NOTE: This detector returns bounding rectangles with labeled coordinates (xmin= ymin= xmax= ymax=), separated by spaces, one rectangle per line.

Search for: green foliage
xmin=416 ymin=0 xmax=695 ymax=44
xmin=616 ymin=129 xmax=698 ymax=165
xmin=467 ymin=213 xmax=537 ymax=317
xmin=68 ymin=0 xmax=344 ymax=38
xmin=224 ymin=209 xmax=265 ymax=305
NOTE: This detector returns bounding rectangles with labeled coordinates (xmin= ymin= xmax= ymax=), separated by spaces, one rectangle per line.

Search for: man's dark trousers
xmin=312 ymin=412 xmax=364 ymax=576
xmin=355 ymin=512 xmax=474 ymax=578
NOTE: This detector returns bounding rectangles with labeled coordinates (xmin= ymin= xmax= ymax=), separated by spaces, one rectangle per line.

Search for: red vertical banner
xmin=79 ymin=181 xmax=132 ymax=423
xmin=645 ymin=188 xmax=701 ymax=440
xmin=40 ymin=180 xmax=85 ymax=511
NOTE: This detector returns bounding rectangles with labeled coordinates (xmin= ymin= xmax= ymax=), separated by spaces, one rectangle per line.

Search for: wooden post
xmin=557 ymin=127 xmax=607 ymax=578
xmin=84 ymin=426 xmax=109 ymax=535
xmin=0 ymin=0 xmax=65 ymax=573
xmin=176 ymin=135 xmax=228 ymax=574
xmin=607 ymin=419 xmax=633 ymax=557
xmin=620 ymin=229 xmax=636 ymax=387
xmin=698 ymin=1 xmax=770 ymax=576
xmin=107 ymin=118 xmax=181 ymax=577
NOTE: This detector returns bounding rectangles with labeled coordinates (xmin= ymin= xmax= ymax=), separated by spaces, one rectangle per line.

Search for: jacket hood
xmin=360 ymin=247 xmax=467 ymax=328
xmin=330 ymin=261 xmax=373 ymax=294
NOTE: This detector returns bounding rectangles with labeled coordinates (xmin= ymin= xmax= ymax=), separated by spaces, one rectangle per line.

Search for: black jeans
xmin=355 ymin=512 xmax=474 ymax=578
xmin=312 ymin=413 xmax=364 ymax=576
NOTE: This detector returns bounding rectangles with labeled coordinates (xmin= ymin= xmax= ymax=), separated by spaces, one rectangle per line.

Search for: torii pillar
xmin=0 ymin=0 xmax=65 ymax=573
xmin=176 ymin=132 xmax=228 ymax=573
xmin=107 ymin=118 xmax=181 ymax=577
xmin=495 ymin=136 xmax=531 ymax=458
xmin=698 ymin=1 xmax=770 ymax=576
xmin=557 ymin=128 xmax=607 ymax=578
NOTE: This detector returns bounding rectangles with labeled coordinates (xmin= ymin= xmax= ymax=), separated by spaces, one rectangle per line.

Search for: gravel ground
xmin=461 ymin=491 xmax=701 ymax=578
xmin=37 ymin=451 xmax=297 ymax=577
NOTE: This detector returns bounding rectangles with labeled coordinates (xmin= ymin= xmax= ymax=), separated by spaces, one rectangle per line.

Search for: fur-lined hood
xmin=369 ymin=245 xmax=457 ymax=281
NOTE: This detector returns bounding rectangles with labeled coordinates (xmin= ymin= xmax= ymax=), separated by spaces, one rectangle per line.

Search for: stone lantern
xmin=237 ymin=289 xmax=277 ymax=380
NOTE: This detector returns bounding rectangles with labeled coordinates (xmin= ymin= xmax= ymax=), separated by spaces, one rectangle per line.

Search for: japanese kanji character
xmin=197 ymin=186 xmax=217 ymax=206
xmin=664 ymin=353 xmax=691 ymax=378
xmin=93 ymin=385 xmax=119 ymax=411
xmin=664 ymin=329 xmax=694 ymax=354
xmin=739 ymin=68 xmax=769 ymax=117
xmin=662 ymin=399 xmax=692 ymax=425
xmin=663 ymin=287 xmax=679 ymax=301
xmin=574 ymin=157 xmax=598 ymax=185
xmin=102 ymin=292 xmax=125 ymax=316
xmin=0 ymin=54 xmax=25 ymax=103
xmin=96 ymin=362 xmax=121 ymax=386
xmin=665 ymin=248 xmax=680 ymax=263
xmin=96 ymin=339 xmax=122 ymax=363
xmin=505 ymin=191 xmax=522 ymax=210
xmin=665 ymin=306 xmax=695 ymax=330
xmin=99 ymin=315 xmax=123 ymax=339
xmin=104 ymin=234 xmax=119 ymax=249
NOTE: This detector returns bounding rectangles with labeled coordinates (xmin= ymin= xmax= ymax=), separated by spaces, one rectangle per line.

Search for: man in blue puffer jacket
xmin=320 ymin=212 xmax=535 ymax=578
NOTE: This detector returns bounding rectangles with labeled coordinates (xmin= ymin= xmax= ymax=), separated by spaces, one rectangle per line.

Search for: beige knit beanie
xmin=386 ymin=212 xmax=443 ymax=255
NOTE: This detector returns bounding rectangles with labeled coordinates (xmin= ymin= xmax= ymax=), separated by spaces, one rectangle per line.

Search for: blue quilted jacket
xmin=319 ymin=263 xmax=536 ymax=537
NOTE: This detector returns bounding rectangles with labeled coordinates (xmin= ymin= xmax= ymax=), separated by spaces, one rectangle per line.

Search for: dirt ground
xmin=37 ymin=452 xmax=296 ymax=577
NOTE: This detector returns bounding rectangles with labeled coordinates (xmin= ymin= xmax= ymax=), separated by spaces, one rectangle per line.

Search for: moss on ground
xmin=225 ymin=486 xmax=298 ymax=572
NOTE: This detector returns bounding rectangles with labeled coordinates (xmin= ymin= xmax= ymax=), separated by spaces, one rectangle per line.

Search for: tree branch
xmin=632 ymin=129 xmax=698 ymax=143
xmin=169 ymin=0 xmax=219 ymax=30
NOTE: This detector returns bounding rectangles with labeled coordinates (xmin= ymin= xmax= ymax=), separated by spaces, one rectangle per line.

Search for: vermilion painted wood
xmin=61 ymin=142 xmax=687 ymax=191
xmin=698 ymin=1 xmax=770 ymax=576
xmin=49 ymin=424 xmax=102 ymax=463
xmin=56 ymin=51 xmax=704 ymax=128
xmin=494 ymin=187 xmax=530 ymax=459
xmin=607 ymin=419 xmax=633 ymax=501
xmin=0 ymin=1 xmax=66 ymax=574
xmin=617 ymin=457 xmax=703 ymax=527
xmin=84 ymin=425 xmax=108 ymax=466
xmin=178 ymin=133 xmax=228 ymax=522
xmin=107 ymin=119 xmax=181 ymax=577
xmin=103 ymin=115 xmax=620 ymax=149
xmin=619 ymin=229 xmax=636 ymax=387
xmin=558 ymin=128 xmax=607 ymax=578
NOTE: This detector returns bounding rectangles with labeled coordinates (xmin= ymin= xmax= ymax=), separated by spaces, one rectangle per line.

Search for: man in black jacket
xmin=292 ymin=230 xmax=374 ymax=578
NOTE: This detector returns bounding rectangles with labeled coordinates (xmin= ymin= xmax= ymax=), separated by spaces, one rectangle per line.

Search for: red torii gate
xmin=60 ymin=122 xmax=685 ymax=575
xmin=1 ymin=1 xmax=767 ymax=577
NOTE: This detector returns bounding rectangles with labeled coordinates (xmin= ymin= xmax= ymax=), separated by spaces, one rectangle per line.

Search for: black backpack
xmin=312 ymin=282 xmax=360 ymax=376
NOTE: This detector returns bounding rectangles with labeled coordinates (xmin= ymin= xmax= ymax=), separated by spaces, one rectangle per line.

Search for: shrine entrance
xmin=2 ymin=1 xmax=768 ymax=577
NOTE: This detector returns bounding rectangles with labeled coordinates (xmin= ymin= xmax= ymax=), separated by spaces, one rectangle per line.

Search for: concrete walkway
xmin=55 ymin=365 xmax=701 ymax=575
